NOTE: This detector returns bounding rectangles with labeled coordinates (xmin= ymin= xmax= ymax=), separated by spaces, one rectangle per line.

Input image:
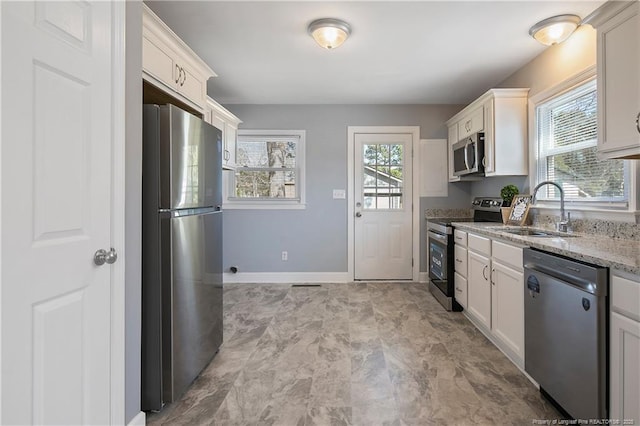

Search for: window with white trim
xmin=226 ymin=130 xmax=305 ymax=209
xmin=535 ymin=78 xmax=629 ymax=207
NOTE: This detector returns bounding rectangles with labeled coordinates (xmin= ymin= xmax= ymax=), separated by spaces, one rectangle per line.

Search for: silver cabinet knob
xmin=94 ymin=248 xmax=118 ymax=266
xmin=355 ymin=212 xmax=362 ymax=217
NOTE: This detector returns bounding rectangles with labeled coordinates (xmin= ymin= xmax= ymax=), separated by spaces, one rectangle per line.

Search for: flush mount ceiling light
xmin=307 ymin=18 xmax=351 ymax=50
xmin=529 ymin=14 xmax=581 ymax=46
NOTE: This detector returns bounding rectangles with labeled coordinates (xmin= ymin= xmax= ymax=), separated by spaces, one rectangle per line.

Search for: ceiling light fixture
xmin=529 ymin=14 xmax=581 ymax=46
xmin=307 ymin=18 xmax=351 ymax=50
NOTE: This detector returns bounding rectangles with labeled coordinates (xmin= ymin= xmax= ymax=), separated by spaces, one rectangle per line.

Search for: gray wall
xmin=469 ymin=25 xmax=597 ymax=199
xmin=223 ymin=104 xmax=469 ymax=275
xmin=125 ymin=1 xmax=142 ymax=423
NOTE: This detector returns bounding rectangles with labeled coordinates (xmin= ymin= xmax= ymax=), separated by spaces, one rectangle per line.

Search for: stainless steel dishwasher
xmin=524 ymin=248 xmax=608 ymax=420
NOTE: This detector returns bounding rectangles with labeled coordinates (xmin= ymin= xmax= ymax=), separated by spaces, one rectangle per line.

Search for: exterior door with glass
xmin=354 ymin=133 xmax=413 ymax=280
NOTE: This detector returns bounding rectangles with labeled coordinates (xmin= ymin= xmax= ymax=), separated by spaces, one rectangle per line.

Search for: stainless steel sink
xmin=499 ymin=227 xmax=576 ymax=238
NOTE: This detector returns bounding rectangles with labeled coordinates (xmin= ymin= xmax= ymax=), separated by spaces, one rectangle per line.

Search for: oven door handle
xmin=428 ymin=231 xmax=448 ymax=244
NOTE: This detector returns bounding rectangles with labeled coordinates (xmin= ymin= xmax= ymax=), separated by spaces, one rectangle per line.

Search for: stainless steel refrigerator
xmin=141 ymin=104 xmax=223 ymax=411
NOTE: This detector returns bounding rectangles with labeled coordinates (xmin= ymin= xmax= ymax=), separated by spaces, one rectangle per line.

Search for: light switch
xmin=333 ymin=189 xmax=346 ymax=199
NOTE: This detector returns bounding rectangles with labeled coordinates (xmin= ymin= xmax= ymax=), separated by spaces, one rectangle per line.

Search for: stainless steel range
xmin=427 ymin=197 xmax=503 ymax=311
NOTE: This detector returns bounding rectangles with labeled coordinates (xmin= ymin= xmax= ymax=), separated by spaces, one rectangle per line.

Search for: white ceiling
xmin=145 ymin=1 xmax=604 ymax=105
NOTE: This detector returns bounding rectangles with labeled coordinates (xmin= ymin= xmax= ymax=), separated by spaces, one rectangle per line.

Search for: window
xmin=362 ymin=143 xmax=404 ymax=209
xmin=227 ymin=130 xmax=305 ymax=209
xmin=535 ymin=78 xmax=628 ymax=206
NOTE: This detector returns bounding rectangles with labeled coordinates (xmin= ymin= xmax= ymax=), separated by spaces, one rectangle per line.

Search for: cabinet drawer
xmin=454 ymin=245 xmax=467 ymax=277
xmin=453 ymin=229 xmax=467 ymax=246
xmin=612 ymin=274 xmax=640 ymax=321
xmin=468 ymin=233 xmax=490 ymax=255
xmin=458 ymin=107 xmax=484 ymax=139
xmin=492 ymin=240 xmax=523 ymax=271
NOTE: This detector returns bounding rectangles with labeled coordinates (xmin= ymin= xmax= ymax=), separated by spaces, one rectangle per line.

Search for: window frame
xmin=528 ymin=66 xmax=637 ymax=215
xmin=224 ymin=129 xmax=306 ymax=210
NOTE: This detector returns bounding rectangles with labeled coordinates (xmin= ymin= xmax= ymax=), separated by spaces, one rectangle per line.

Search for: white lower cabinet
xmin=459 ymin=231 xmax=525 ymax=368
xmin=491 ymin=260 xmax=524 ymax=362
xmin=610 ymin=272 xmax=640 ymax=422
xmin=454 ymin=272 xmax=468 ymax=310
xmin=467 ymin=248 xmax=491 ymax=329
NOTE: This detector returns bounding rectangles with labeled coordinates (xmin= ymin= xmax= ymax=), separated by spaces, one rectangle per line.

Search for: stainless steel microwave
xmin=452 ymin=133 xmax=485 ymax=177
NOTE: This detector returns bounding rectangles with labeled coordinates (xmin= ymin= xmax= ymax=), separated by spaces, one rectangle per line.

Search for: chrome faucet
xmin=532 ymin=181 xmax=572 ymax=233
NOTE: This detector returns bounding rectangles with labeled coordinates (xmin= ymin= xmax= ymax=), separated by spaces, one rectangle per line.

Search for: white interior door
xmin=2 ymin=2 xmax=118 ymax=424
xmin=354 ymin=133 xmax=413 ymax=280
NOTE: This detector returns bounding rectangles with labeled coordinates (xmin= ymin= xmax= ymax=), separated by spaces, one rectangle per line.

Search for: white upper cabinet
xmin=419 ymin=139 xmax=448 ymax=197
xmin=589 ymin=1 xmax=640 ymax=159
xmin=457 ymin=107 xmax=484 ymax=140
xmin=446 ymin=88 xmax=529 ymax=179
xmin=142 ymin=5 xmax=216 ymax=112
xmin=205 ymin=97 xmax=242 ymax=170
xmin=447 ymin=123 xmax=461 ymax=182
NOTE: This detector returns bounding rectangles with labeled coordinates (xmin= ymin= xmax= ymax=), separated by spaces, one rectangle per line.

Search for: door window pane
xmin=362 ymin=143 xmax=404 ymax=210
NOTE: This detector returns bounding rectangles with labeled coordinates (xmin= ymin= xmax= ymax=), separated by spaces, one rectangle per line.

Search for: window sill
xmin=223 ymin=202 xmax=307 ymax=210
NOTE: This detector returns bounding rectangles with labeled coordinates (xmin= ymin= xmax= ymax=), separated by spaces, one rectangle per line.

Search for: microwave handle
xmin=463 ymin=140 xmax=471 ymax=171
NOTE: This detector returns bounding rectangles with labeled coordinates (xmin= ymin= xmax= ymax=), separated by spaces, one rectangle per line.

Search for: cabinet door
xmin=610 ymin=311 xmax=640 ymax=422
xmin=491 ymin=261 xmax=524 ymax=362
xmin=447 ymin=123 xmax=460 ymax=182
xmin=142 ymin=34 xmax=177 ymax=92
xmin=419 ymin=139 xmax=447 ymax=197
xmin=224 ymin=122 xmax=237 ymax=169
xmin=597 ymin=3 xmax=640 ymax=159
xmin=175 ymin=61 xmax=206 ymax=109
xmin=468 ymin=250 xmax=491 ymax=329
xmin=458 ymin=107 xmax=484 ymax=139
xmin=454 ymin=272 xmax=468 ymax=310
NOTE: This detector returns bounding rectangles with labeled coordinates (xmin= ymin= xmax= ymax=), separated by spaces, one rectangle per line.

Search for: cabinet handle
xmin=455 ymin=236 xmax=462 ymax=241
xmin=455 ymin=287 xmax=462 ymax=293
xmin=175 ymin=64 xmax=181 ymax=84
xmin=180 ymin=68 xmax=187 ymax=86
xmin=636 ymin=112 xmax=640 ymax=134
xmin=491 ymin=268 xmax=495 ymax=285
xmin=224 ymin=150 xmax=230 ymax=161
xmin=482 ymin=265 xmax=488 ymax=281
xmin=455 ymin=258 xmax=462 ymax=263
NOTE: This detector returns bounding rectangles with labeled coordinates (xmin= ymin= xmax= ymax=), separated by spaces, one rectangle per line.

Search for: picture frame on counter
xmin=507 ymin=195 xmax=532 ymax=225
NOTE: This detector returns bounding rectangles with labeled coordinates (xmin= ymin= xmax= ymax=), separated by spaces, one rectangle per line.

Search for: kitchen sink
xmin=499 ymin=227 xmax=576 ymax=238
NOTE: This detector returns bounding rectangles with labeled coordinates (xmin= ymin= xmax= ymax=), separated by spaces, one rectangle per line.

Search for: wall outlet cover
xmin=333 ymin=189 xmax=346 ymax=199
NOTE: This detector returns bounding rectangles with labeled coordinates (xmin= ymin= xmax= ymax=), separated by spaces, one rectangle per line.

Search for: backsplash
xmin=532 ymin=214 xmax=639 ymax=240
xmin=424 ymin=208 xmax=473 ymax=219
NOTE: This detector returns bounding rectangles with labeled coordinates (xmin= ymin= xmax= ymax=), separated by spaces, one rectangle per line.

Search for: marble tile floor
xmin=147 ymin=282 xmax=561 ymax=426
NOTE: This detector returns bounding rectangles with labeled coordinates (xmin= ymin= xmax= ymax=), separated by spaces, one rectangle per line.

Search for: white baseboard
xmin=418 ymin=271 xmax=429 ymax=283
xmin=127 ymin=411 xmax=145 ymax=426
xmin=223 ymin=271 xmax=351 ymax=284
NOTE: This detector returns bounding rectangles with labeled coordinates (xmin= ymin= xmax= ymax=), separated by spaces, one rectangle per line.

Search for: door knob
xmin=94 ymin=248 xmax=118 ymax=266
xmin=355 ymin=212 xmax=362 ymax=217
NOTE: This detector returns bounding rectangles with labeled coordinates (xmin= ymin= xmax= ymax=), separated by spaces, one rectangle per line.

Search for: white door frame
xmin=0 ymin=2 xmax=126 ymax=423
xmin=347 ymin=126 xmax=420 ymax=282
xmin=110 ymin=1 xmax=127 ymax=423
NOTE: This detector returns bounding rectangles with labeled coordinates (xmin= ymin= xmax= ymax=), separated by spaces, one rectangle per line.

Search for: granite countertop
xmin=451 ymin=222 xmax=640 ymax=276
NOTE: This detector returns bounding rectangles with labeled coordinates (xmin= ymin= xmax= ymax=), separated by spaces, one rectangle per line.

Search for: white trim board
xmin=347 ymin=126 xmax=421 ymax=282
xmin=223 ymin=272 xmax=351 ymax=284
xmin=127 ymin=411 xmax=146 ymax=426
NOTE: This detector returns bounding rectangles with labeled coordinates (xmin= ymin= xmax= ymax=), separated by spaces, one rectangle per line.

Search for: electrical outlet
xmin=281 ymin=251 xmax=288 ymax=261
